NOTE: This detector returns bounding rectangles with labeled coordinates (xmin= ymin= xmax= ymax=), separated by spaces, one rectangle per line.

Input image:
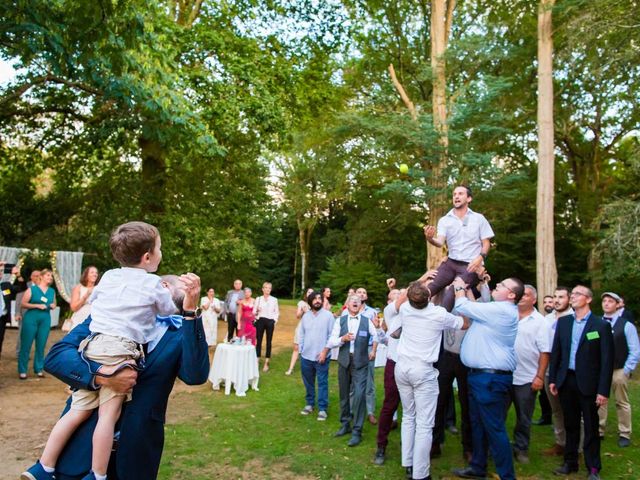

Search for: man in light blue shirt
xmin=298 ymin=291 xmax=335 ymax=421
xmin=452 ymin=276 xmax=524 ymax=480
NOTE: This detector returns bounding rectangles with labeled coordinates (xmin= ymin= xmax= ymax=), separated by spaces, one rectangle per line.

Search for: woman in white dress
xmin=66 ymin=266 xmax=99 ymax=331
xmin=200 ymin=287 xmax=222 ymax=346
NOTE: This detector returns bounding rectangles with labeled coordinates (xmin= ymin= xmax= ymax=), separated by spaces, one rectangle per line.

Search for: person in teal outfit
xmin=19 ymin=268 xmax=57 ymax=378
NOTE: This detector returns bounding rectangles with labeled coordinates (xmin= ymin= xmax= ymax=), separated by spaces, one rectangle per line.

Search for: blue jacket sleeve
xmin=43 ymin=319 xmax=102 ymax=390
xmin=177 ymin=316 xmax=210 ymax=385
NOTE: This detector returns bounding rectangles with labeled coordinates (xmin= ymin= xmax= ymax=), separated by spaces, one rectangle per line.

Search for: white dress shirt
xmin=513 ymin=309 xmax=551 ymax=385
xmin=382 ymin=302 xmax=401 ymax=362
xmin=397 ymin=302 xmax=464 ymax=365
xmin=544 ymin=307 xmax=574 ymax=351
xmin=436 ymin=207 xmax=494 ymax=262
xmin=89 ymin=267 xmax=177 ymax=343
xmin=253 ymin=295 xmax=279 ymax=322
xmin=326 ymin=313 xmax=383 ymax=353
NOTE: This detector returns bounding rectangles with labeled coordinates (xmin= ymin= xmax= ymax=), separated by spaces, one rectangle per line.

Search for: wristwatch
xmin=182 ymin=308 xmax=201 ymax=318
xmin=480 ymin=252 xmax=488 ymax=260
xmin=454 ymin=286 xmax=466 ymax=292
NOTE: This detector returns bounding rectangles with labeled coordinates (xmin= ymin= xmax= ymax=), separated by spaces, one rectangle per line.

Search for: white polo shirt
xmin=436 ymin=207 xmax=494 ymax=262
xmin=513 ymin=309 xmax=551 ymax=386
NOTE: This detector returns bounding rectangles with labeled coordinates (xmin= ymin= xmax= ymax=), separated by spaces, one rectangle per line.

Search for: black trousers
xmin=559 ymin=371 xmax=601 ymax=472
xmin=0 ymin=313 xmax=8 ymax=356
xmin=255 ymin=317 xmax=275 ymax=358
xmin=226 ymin=312 xmax=238 ymax=341
xmin=434 ymin=349 xmax=472 ymax=454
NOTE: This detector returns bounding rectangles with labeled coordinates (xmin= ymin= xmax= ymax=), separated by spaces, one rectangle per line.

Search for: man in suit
xmin=549 ymin=285 xmax=614 ymax=480
xmin=41 ymin=273 xmax=209 ymax=480
xmin=327 ymin=294 xmax=383 ymax=447
xmin=0 ymin=262 xmax=27 ymax=358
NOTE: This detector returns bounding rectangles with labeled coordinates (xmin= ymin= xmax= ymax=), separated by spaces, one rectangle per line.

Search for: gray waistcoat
xmin=337 ymin=314 xmax=371 ymax=369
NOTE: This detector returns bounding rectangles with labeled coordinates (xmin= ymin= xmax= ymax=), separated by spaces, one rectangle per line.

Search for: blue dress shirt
xmin=568 ymin=312 xmax=590 ymax=371
xmin=456 ymin=297 xmax=518 ymax=371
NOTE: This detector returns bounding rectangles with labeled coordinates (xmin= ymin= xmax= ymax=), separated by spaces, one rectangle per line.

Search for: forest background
xmin=1 ymin=0 xmax=638 ymax=310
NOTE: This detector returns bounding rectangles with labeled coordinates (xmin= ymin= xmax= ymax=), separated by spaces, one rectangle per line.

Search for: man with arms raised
xmin=423 ymin=186 xmax=494 ymax=311
xmin=451 ymin=276 xmax=524 ymax=480
xmin=43 ymin=273 xmax=209 ymax=480
xmin=549 ymin=285 xmax=613 ymax=480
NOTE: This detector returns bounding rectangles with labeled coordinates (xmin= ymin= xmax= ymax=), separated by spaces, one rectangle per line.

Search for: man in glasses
xmin=548 ymin=285 xmax=614 ymax=480
xmin=423 ymin=185 xmax=494 ymax=311
xmin=451 ymin=276 xmax=523 ymax=480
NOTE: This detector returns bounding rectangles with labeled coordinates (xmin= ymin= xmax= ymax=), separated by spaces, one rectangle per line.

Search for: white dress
xmin=201 ymin=296 xmax=221 ymax=346
xmin=69 ymin=285 xmax=92 ymax=331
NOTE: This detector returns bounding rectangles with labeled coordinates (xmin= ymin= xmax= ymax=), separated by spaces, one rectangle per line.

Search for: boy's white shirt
xmin=88 ymin=267 xmax=176 ymax=344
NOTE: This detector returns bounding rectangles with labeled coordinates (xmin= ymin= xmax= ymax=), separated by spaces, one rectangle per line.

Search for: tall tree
xmin=536 ymin=0 xmax=558 ymax=303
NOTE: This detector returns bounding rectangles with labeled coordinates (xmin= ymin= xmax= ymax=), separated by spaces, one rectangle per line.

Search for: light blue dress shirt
xmin=456 ymin=297 xmax=518 ymax=371
xmin=298 ymin=308 xmax=335 ymax=362
xmin=568 ymin=312 xmax=590 ymax=371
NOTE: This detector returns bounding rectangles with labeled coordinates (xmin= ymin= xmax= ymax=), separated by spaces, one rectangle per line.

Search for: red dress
xmin=238 ymin=302 xmax=257 ymax=346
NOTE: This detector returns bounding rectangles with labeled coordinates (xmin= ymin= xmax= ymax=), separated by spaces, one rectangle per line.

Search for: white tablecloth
xmin=209 ymin=343 xmax=260 ymax=396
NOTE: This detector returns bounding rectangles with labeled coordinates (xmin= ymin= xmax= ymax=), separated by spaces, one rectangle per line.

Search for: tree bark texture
xmin=536 ymin=0 xmax=558 ymax=304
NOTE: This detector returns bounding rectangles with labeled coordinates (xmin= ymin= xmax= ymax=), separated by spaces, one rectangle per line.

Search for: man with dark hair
xmin=298 ymin=291 xmax=335 ymax=421
xmin=423 ymin=185 xmax=494 ymax=311
xmin=542 ymin=295 xmax=554 ymax=314
xmin=0 ymin=262 xmax=27 ymax=358
xmin=395 ymin=282 xmax=469 ymax=480
xmin=451 ymin=276 xmax=522 ymax=480
xmin=549 ymin=285 xmax=614 ymax=480
xmin=598 ymin=292 xmax=639 ymax=448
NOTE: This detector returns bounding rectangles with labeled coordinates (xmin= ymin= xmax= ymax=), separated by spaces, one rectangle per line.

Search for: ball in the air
xmin=399 ymin=163 xmax=409 ymax=174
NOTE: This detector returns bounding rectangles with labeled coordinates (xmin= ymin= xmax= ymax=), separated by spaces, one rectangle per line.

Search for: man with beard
xmin=542 ymin=287 xmax=574 ymax=456
xmin=542 ymin=295 xmax=554 ymax=314
xmin=423 ymin=185 xmax=494 ymax=311
xmin=298 ymin=291 xmax=335 ymax=421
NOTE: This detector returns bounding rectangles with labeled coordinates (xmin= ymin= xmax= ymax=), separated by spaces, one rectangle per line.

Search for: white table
xmin=209 ymin=343 xmax=260 ymax=396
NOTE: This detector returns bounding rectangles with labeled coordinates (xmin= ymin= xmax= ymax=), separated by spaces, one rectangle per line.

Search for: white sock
xmin=40 ymin=463 xmax=55 ymax=473
xmin=94 ymin=473 xmax=107 ymax=480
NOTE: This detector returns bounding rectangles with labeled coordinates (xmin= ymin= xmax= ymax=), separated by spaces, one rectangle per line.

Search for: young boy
xmin=22 ymin=221 xmax=178 ymax=480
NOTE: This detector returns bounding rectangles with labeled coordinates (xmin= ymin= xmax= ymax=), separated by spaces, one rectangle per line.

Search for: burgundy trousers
xmin=377 ymin=359 xmax=401 ymax=448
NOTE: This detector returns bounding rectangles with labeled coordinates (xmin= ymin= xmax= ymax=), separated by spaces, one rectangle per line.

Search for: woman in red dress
xmin=237 ymin=287 xmax=257 ymax=345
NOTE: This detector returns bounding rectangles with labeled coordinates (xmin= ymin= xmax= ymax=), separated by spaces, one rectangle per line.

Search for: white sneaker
xmin=300 ymin=405 xmax=313 ymax=415
xmin=317 ymin=410 xmax=328 ymax=421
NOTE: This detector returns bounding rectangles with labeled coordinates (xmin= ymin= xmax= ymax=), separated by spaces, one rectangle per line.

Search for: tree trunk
xmin=298 ymin=223 xmax=312 ymax=293
xmin=292 ymin=240 xmax=298 ymax=298
xmin=428 ymin=0 xmax=453 ymax=270
xmin=536 ymin=0 xmax=558 ymax=305
xmin=139 ymin=135 xmax=166 ymax=214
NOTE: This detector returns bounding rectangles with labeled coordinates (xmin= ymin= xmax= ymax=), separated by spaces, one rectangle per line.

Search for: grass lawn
xmin=159 ymin=351 xmax=639 ymax=479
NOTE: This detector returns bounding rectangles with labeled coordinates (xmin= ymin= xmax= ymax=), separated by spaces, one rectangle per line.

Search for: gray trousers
xmin=507 ymin=383 xmax=537 ymax=452
xmin=339 ymin=359 xmax=368 ymax=436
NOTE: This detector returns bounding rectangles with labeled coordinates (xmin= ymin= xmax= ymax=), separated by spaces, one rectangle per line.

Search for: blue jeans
xmin=468 ymin=371 xmax=515 ymax=480
xmin=301 ymin=357 xmax=330 ymax=411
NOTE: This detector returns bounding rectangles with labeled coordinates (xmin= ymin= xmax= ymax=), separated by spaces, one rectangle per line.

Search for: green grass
xmin=159 ymin=352 xmax=640 ymax=479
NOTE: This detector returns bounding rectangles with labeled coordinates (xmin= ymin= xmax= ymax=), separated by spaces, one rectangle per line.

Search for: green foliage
xmin=316 ymin=256 xmax=388 ymax=308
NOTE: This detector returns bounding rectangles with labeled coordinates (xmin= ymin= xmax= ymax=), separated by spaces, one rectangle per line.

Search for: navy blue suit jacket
xmin=549 ymin=312 xmax=614 ymax=398
xmin=44 ymin=317 xmax=209 ymax=480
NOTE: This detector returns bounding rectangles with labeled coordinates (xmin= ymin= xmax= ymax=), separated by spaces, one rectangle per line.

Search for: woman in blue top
xmin=19 ymin=268 xmax=57 ymax=378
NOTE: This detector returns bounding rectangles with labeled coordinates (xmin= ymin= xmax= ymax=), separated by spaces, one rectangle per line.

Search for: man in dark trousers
xmin=549 ymin=285 xmax=614 ymax=480
xmin=0 ymin=262 xmax=27 ymax=358
xmin=327 ymin=294 xmax=383 ymax=447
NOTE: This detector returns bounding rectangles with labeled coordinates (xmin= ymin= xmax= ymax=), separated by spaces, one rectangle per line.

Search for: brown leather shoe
xmin=368 ymin=414 xmax=378 ymax=425
xmin=542 ymin=444 xmax=564 ymax=456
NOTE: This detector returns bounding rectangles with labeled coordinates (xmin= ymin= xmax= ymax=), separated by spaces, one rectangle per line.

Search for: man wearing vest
xmin=327 ymin=294 xmax=384 ymax=447
xmin=598 ymin=292 xmax=640 ymax=448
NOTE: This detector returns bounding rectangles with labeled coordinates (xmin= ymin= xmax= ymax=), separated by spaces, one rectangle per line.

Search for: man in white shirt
xmin=253 ymin=281 xmax=279 ymax=372
xmin=395 ymin=281 xmax=468 ymax=480
xmin=424 ymin=185 xmax=494 ymax=311
xmin=542 ymin=286 xmax=574 ymax=457
xmin=509 ymin=285 xmax=550 ymax=464
xmin=327 ymin=295 xmax=384 ymax=447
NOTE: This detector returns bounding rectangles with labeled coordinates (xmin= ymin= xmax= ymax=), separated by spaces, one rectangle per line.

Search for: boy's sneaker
xmin=317 ymin=410 xmax=328 ymax=421
xmin=300 ymin=405 xmax=313 ymax=415
xmin=21 ymin=461 xmax=56 ymax=480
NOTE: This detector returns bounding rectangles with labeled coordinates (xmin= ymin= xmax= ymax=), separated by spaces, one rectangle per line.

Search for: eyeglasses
xmin=496 ymin=282 xmax=515 ymax=293
xmin=570 ymin=291 xmax=589 ymax=297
